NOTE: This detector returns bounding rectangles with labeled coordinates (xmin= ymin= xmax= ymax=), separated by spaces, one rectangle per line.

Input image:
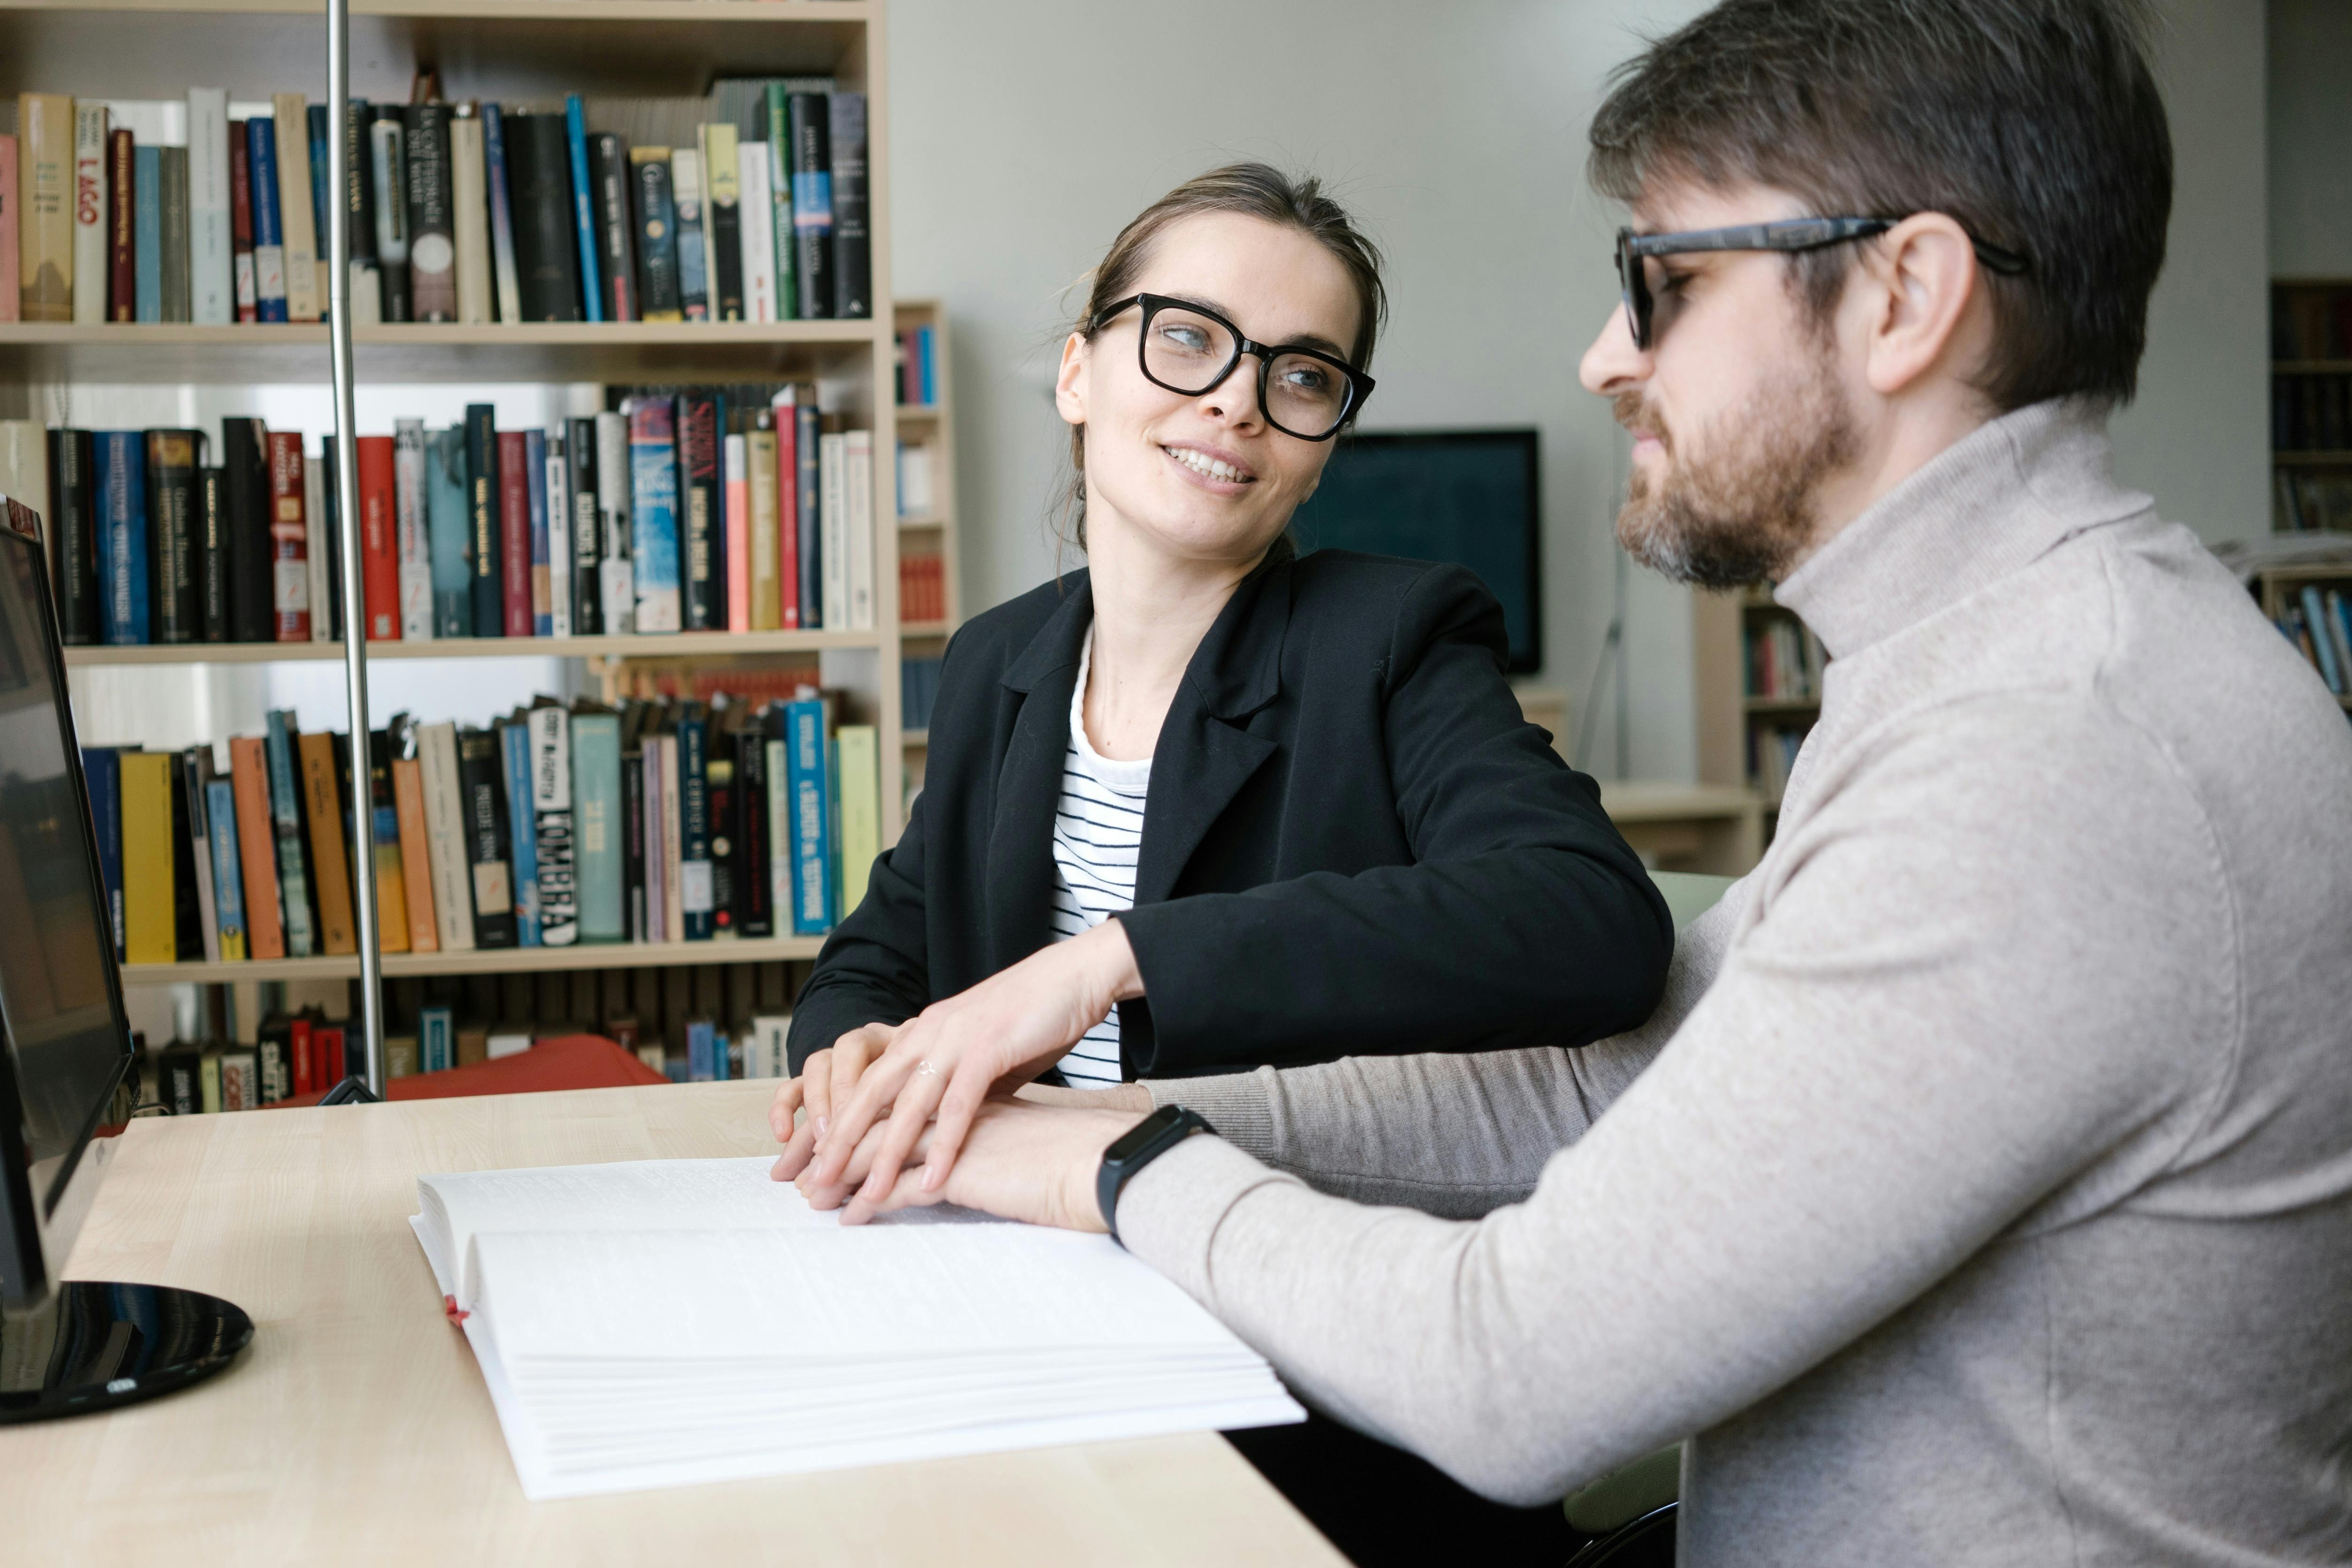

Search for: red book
xmin=497 ymin=430 xmax=532 ymax=637
xmin=291 ymin=1015 xmax=315 ymax=1098
xmin=228 ymin=121 xmax=257 ymax=324
xmin=775 ymin=404 xmax=799 ymax=629
xmin=357 ymin=434 xmax=399 ymax=639
xmin=317 ymin=1025 xmax=345 ymax=1086
xmin=267 ymin=431 xmax=311 ymax=640
xmin=107 ymin=128 xmax=135 ymax=321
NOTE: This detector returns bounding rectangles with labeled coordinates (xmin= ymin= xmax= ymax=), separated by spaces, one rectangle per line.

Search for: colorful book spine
xmin=245 ymin=116 xmax=288 ymax=322
xmin=530 ymin=705 xmax=579 ymax=947
xmin=835 ymin=723 xmax=879 ymax=916
xmin=81 ymin=747 xmax=124 ymax=957
xmin=671 ymin=147 xmax=707 ymax=322
xmin=146 ymin=429 xmax=201 ymax=644
xmin=564 ymin=415 xmax=602 ymax=636
xmin=500 ymin=720 xmax=541 ymax=946
xmin=678 ymin=707 xmax=712 ymax=940
xmin=786 ymin=93 xmax=832 ymax=320
xmin=748 ymin=417 xmax=780 ymax=632
xmin=626 ymin=396 xmax=681 ymax=632
xmin=119 ymin=751 xmax=177 ymax=965
xmin=589 ymin=131 xmax=634 ymax=322
xmin=595 ymin=411 xmax=633 ymax=634
xmin=784 ymin=697 xmax=834 ymax=934
xmin=498 ymin=428 xmax=532 ymax=637
xmin=267 ymin=431 xmax=310 ymax=641
xmin=774 ymin=389 xmax=800 ymax=628
xmin=827 ymin=92 xmax=868 ymax=318
xmin=426 ymin=424 xmax=471 ymax=637
xmin=571 ymin=708 xmax=622 ymax=942
xmin=700 ymin=123 xmax=742 ymax=321
xmin=229 ymin=119 xmax=257 ymax=322
xmin=764 ymin=85 xmax=796 ymax=320
xmin=725 ymin=432 xmax=750 ymax=631
xmin=450 ymin=110 xmax=491 ymax=325
xmin=678 ymin=391 xmax=721 ymax=631
xmin=629 ymin=148 xmax=681 ymax=322
xmin=133 ymin=144 xmax=161 ymax=322
xmin=228 ymin=735 xmax=283 ymax=960
xmin=737 ymin=138 xmax=775 ymax=323
xmin=71 ymin=101 xmax=108 ymax=324
xmin=416 ymin=720 xmax=473 ymax=952
xmin=358 ymin=434 xmax=398 ymax=639
xmin=845 ymin=428 xmax=874 ymax=630
xmin=263 ymin=711 xmax=315 ymax=957
xmin=272 ymin=94 xmax=320 ymax=322
xmin=0 ymin=129 xmax=18 ymax=323
xmin=188 ymin=90 xmax=232 ymax=324
xmin=303 ymin=103 xmax=332 ymax=318
xmin=526 ymin=427 xmax=552 ymax=636
xmin=159 ymin=144 xmax=191 ymax=322
xmin=419 ymin=1005 xmax=454 ymax=1075
xmin=794 ymin=395 xmax=820 ymax=627
xmin=402 ymin=102 xmax=456 ymax=322
xmin=95 ymin=431 xmax=149 ymax=644
xmin=480 ymin=102 xmax=523 ymax=325
xmin=368 ymin=106 xmax=410 ymax=322
xmin=106 ymin=125 xmax=132 ymax=320
xmin=394 ymin=419 xmax=432 ymax=639
xmin=544 ymin=427 xmax=571 ymax=638
xmin=16 ymin=95 xmax=72 ymax=322
xmin=341 ymin=97 xmax=380 ymax=325
xmin=296 ymin=729 xmax=357 ymax=955
xmin=465 ymin=403 xmax=501 ymax=635
xmin=456 ymin=726 xmax=516 ymax=949
xmin=47 ymin=427 xmax=98 ymax=644
xmin=563 ymin=94 xmax=603 ymax=323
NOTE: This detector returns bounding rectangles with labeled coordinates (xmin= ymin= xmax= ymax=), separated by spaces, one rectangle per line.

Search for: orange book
xmin=229 ymin=737 xmax=283 ymax=960
xmin=391 ymin=755 xmax=439 ymax=953
xmin=295 ymin=730 xmax=357 ymax=955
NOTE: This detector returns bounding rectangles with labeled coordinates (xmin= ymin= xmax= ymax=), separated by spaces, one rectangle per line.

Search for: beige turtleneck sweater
xmin=1124 ymin=400 xmax=2352 ymax=1566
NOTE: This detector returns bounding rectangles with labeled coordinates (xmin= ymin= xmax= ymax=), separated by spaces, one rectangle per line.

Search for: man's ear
xmin=1054 ymin=332 xmax=1091 ymax=427
xmin=1859 ymin=213 xmax=1988 ymax=399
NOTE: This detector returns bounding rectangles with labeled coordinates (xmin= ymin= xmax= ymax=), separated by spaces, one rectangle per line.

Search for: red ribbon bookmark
xmin=443 ymin=1294 xmax=470 ymax=1326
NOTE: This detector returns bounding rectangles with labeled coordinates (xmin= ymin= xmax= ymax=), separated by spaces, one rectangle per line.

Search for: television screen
xmin=1289 ymin=428 xmax=1542 ymax=673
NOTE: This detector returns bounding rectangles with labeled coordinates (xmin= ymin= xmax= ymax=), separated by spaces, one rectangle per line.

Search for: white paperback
xmin=394 ymin=420 xmax=432 ymax=640
xmin=844 ymin=429 xmax=874 ymax=630
xmin=410 ymin=1157 xmax=1301 ymax=1500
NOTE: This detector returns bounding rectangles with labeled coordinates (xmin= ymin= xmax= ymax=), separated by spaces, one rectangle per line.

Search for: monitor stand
xmin=0 ymin=1281 xmax=253 ymax=1423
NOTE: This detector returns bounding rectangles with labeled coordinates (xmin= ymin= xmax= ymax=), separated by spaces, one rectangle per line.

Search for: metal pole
xmin=326 ymin=0 xmax=384 ymax=1097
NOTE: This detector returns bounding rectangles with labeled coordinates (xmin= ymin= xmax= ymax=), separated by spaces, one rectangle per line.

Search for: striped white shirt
xmin=1050 ymin=626 xmax=1150 ymax=1088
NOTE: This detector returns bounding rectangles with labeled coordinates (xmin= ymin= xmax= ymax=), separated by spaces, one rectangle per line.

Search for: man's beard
xmin=1613 ymin=355 xmax=1858 ymax=589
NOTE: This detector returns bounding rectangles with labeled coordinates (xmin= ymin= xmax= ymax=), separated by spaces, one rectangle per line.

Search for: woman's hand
xmin=767 ymin=1022 xmax=903 ymax=1179
xmin=802 ymin=920 xmax=1146 ymax=1208
xmin=793 ymin=1098 xmax=1149 ymax=1230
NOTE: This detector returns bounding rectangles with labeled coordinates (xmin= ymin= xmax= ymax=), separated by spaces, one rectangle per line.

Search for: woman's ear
xmin=1054 ymin=332 xmax=1091 ymax=428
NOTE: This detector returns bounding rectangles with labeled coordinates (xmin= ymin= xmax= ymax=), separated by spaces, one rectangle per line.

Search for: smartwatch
xmin=1096 ymin=1104 xmax=1215 ymax=1245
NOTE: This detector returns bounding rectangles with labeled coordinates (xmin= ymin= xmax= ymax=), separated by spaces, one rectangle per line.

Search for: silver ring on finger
xmin=914 ymin=1059 xmax=941 ymax=1080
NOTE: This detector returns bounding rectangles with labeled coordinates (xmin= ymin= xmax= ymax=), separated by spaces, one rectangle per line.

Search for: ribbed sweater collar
xmin=1773 ymin=397 xmax=2152 ymax=659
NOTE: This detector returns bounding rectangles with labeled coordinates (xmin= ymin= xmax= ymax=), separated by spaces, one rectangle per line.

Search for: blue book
xmin=713 ymin=1027 xmax=730 ymax=1083
xmin=94 ymin=432 xmax=150 ymax=645
xmin=625 ymin=397 xmax=681 ymax=631
xmin=205 ymin=778 xmax=248 ymax=962
xmin=2300 ymin=586 xmax=2344 ymax=694
xmin=80 ymin=748 xmax=124 ymax=957
xmin=500 ymin=719 xmax=541 ymax=946
xmin=427 ymin=426 xmax=473 ymax=636
xmin=919 ymin=325 xmax=935 ymax=404
xmin=480 ymin=103 xmax=522 ymax=323
xmin=686 ymin=1019 xmax=715 ymax=1083
xmin=306 ymin=105 xmax=332 ymax=319
xmin=134 ymin=146 xmax=162 ymax=322
xmin=263 ymin=711 xmax=316 ymax=958
xmin=784 ymin=697 xmax=835 ymax=934
xmin=563 ymin=95 xmax=604 ymax=324
xmin=570 ymin=709 xmax=624 ymax=941
xmin=678 ymin=707 xmax=712 ymax=940
xmin=419 ymin=1004 xmax=453 ymax=1074
xmin=525 ymin=428 xmax=552 ymax=636
xmin=245 ymin=118 xmax=289 ymax=323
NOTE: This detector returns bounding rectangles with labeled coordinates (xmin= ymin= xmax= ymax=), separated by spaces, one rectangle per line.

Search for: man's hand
xmin=802 ymin=920 xmax=1145 ymax=1207
xmin=768 ymin=1022 xmax=903 ymax=1179
xmin=785 ymin=1098 xmax=1150 ymax=1230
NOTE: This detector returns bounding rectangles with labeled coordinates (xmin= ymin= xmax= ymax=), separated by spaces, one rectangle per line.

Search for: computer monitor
xmin=1288 ymin=428 xmax=1543 ymax=673
xmin=0 ymin=521 xmax=250 ymax=1423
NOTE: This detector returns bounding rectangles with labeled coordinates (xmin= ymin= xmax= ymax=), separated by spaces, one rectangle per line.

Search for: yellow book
xmin=834 ymin=725 xmax=879 ymax=917
xmin=16 ymin=93 xmax=75 ymax=322
xmin=119 ymin=751 xmax=177 ymax=965
xmin=747 ymin=422 xmax=779 ymax=631
xmin=271 ymin=93 xmax=320 ymax=322
xmin=199 ymin=1046 xmax=222 ymax=1114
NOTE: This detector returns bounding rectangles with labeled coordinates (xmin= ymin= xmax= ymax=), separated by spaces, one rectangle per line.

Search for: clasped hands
xmin=768 ymin=920 xmax=1153 ymax=1227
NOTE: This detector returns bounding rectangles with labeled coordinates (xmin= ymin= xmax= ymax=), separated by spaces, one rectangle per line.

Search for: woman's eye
xmin=1280 ymin=365 xmax=1331 ymax=393
xmin=1157 ymin=325 xmax=1213 ymax=352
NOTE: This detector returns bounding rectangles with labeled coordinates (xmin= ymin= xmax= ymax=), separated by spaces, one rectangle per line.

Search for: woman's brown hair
xmin=1060 ymin=163 xmax=1388 ymax=548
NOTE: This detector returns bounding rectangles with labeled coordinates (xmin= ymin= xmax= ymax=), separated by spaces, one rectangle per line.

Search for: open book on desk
xmin=410 ymin=1156 xmax=1304 ymax=1500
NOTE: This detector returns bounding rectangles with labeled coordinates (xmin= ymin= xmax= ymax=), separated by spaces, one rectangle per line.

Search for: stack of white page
xmin=410 ymin=1156 xmax=1303 ymax=1499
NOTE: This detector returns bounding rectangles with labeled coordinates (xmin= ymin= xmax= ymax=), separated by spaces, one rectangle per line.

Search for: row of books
xmin=2276 ymin=582 xmax=2352 ymax=699
xmin=2272 ymin=373 xmax=2352 ymax=454
xmin=20 ymin=389 xmax=880 ymax=647
xmin=1744 ymin=615 xmax=1822 ymax=702
xmin=85 ymin=692 xmax=881 ymax=970
xmin=900 ymin=655 xmax=943 ymax=732
xmin=896 ymin=440 xmax=938 ymax=518
xmin=899 ymin=548 xmax=949 ymax=624
xmin=896 ymin=323 xmax=938 ymax=405
xmin=1749 ymin=721 xmax=1811 ymax=804
xmin=2274 ymin=469 xmax=2352 ymax=534
xmin=2 ymin=77 xmax=870 ymax=325
xmin=2271 ymin=284 xmax=2352 ymax=364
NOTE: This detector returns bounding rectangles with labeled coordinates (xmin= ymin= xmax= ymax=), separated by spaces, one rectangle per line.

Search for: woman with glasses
xmin=773 ymin=164 xmax=1670 ymax=1224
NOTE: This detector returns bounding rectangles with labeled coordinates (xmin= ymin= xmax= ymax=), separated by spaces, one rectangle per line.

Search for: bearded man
xmin=775 ymin=3 xmax=2352 ymax=1564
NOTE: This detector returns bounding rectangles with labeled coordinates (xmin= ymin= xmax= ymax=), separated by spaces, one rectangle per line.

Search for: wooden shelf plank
xmin=902 ymin=728 xmax=928 ymax=748
xmin=901 ymin=620 xmax=952 ymax=638
xmin=1743 ymin=695 xmax=1821 ymax=714
xmin=2275 ymin=451 xmax=2352 ymax=466
xmin=896 ymin=512 xmax=951 ymax=528
xmin=64 ymin=629 xmax=874 ymax=667
xmin=118 ymin=934 xmax=825 ymax=985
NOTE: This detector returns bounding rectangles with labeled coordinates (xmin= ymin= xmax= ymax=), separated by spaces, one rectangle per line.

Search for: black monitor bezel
xmin=1293 ymin=426 xmax=1545 ymax=674
xmin=0 ymin=522 xmax=134 ymax=1308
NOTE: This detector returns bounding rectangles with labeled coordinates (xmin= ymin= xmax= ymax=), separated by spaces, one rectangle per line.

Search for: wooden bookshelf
xmin=893 ymin=298 xmax=957 ymax=795
xmin=2251 ymin=562 xmax=2352 ymax=708
xmin=1692 ymin=584 xmax=1821 ymax=813
xmin=8 ymin=0 xmax=907 ymax=1009
xmin=2271 ymin=278 xmax=2352 ymax=531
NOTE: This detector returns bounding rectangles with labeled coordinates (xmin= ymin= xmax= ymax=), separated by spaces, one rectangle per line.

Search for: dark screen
xmin=0 ymin=530 xmax=128 ymax=1213
xmin=1288 ymin=430 xmax=1541 ymax=672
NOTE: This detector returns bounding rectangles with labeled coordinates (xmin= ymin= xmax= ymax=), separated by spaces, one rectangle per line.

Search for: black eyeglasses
xmin=1614 ymin=217 xmax=2033 ymax=350
xmin=1087 ymin=293 xmax=1375 ymax=441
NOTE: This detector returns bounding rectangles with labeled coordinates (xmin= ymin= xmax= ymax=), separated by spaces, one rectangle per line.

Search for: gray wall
xmin=2269 ymin=0 xmax=2352 ymax=276
xmin=888 ymin=0 xmax=2273 ymax=781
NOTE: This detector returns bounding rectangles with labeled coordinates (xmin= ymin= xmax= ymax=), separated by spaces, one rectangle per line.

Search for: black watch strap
xmin=1096 ymin=1104 xmax=1214 ymax=1245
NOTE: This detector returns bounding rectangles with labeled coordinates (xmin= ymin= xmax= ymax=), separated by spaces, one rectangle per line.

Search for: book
xmin=656 ymin=728 xmax=682 ymax=941
xmin=133 ymin=143 xmax=160 ymax=321
xmin=159 ymin=1045 xmax=202 ymax=1115
xmin=827 ymin=93 xmax=868 ymax=318
xmin=263 ymin=711 xmax=316 ymax=956
xmin=669 ymin=146 xmax=707 ymax=322
xmin=367 ymin=106 xmax=410 ymax=321
xmin=81 ymin=747 xmax=125 ymax=956
xmin=198 ymin=460 xmax=228 ymax=643
xmin=402 ymin=102 xmax=456 ymax=322
xmin=465 ymin=403 xmax=501 ymax=635
xmin=530 ymin=704 xmax=579 ymax=947
xmin=416 ymin=720 xmax=474 ymax=953
xmin=622 ymin=712 xmax=649 ymax=942
xmin=272 ymin=94 xmax=319 ymax=321
xmin=543 ymin=428 xmax=571 ymax=638
xmin=724 ymin=431 xmax=749 ymax=630
xmin=594 ymin=411 xmax=633 ymax=632
xmin=588 ymin=130 xmax=634 ymax=322
xmin=220 ymin=417 xmax=270 ymax=640
xmin=677 ymin=705 xmax=712 ymax=940
xmin=0 ymin=129 xmax=15 ymax=323
xmin=497 ymin=428 xmax=532 ymax=637
xmin=426 ymin=424 xmax=471 ymax=636
xmin=394 ymin=420 xmax=431 ymax=639
xmin=219 ymin=1044 xmax=257 ymax=1110
xmin=119 ymin=751 xmax=176 ymax=965
xmin=340 ymin=97 xmax=380 ymax=325
xmin=46 ymin=427 xmax=97 ymax=643
xmin=570 ymin=704 xmax=623 ymax=942
xmin=364 ymin=730 xmax=411 ymax=954
xmin=736 ymin=720 xmax=772 ymax=937
xmin=699 ymin=124 xmax=742 ymax=320
xmin=106 ymin=125 xmax=133 ymax=319
xmin=628 ymin=148 xmax=681 ymax=322
xmin=419 ymin=1005 xmax=454 ymax=1075
xmin=835 ymin=724 xmax=878 ymax=917
xmin=678 ymin=391 xmax=721 ymax=630
xmin=303 ymin=103 xmax=331 ymax=315
xmin=819 ymin=430 xmax=848 ymax=630
xmin=304 ymin=446 xmax=331 ymax=642
xmin=762 ymin=85 xmax=797 ymax=319
xmin=244 ymin=117 xmax=288 ymax=322
xmin=297 ymin=729 xmax=358 ymax=955
xmin=845 ymin=428 xmax=874 ymax=630
xmin=774 ymin=390 xmax=800 ymax=628
xmin=687 ymin=1018 xmax=717 ymax=1081
xmin=388 ymin=721 xmax=440 ymax=954
xmin=229 ymin=120 xmax=256 ymax=321
xmin=563 ymin=95 xmax=602 ymax=324
xmin=458 ymin=726 xmax=518 ymax=948
xmin=785 ymin=93 xmax=831 ymax=320
xmin=745 ymin=1015 xmax=789 ymax=1080
xmin=626 ymin=396 xmax=682 ymax=632
xmin=406 ymin=1156 xmax=1298 ymax=1501
xmin=159 ymin=144 xmax=190 ymax=321
xmin=783 ymin=696 xmax=833 ymax=934
xmin=71 ymin=101 xmax=107 ymax=324
xmin=450 ymin=110 xmax=491 ymax=325
xmin=226 ymin=735 xmax=282 ymax=959
xmin=793 ymin=395 xmax=820 ymax=627
xmin=479 ymin=102 xmax=523 ymax=325
xmin=186 ymin=91 xmax=231 ymax=323
xmin=563 ymin=416 xmax=602 ymax=636
xmin=168 ymin=751 xmax=205 ymax=959
xmin=706 ymin=750 xmax=736 ymax=934
xmin=146 ymin=429 xmax=201 ymax=643
xmin=500 ymin=718 xmax=541 ymax=946
xmin=747 ymin=417 xmax=780 ymax=632
xmin=736 ymin=139 xmax=775 ymax=323
xmin=266 ymin=431 xmax=311 ymax=641
xmin=505 ymin=113 xmax=580 ymax=321
xmin=16 ymin=94 xmax=72 ymax=321
xmin=527 ymin=428 xmax=553 ymax=636
xmin=93 ymin=430 xmax=149 ymax=645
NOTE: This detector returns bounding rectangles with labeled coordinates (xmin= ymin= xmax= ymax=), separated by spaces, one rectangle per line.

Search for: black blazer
xmin=787 ymin=543 xmax=1673 ymax=1079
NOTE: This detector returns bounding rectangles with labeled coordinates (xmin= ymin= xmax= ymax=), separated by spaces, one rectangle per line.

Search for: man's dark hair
xmin=1589 ymin=0 xmax=2173 ymax=410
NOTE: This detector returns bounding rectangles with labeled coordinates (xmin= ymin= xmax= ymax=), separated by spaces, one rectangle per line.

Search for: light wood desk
xmin=1601 ymin=780 xmax=1768 ymax=876
xmin=2 ymin=1081 xmax=1344 ymax=1567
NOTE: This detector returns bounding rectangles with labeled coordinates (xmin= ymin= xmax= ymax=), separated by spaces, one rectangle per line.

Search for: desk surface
xmin=3 ymin=1082 xmax=1343 ymax=1567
